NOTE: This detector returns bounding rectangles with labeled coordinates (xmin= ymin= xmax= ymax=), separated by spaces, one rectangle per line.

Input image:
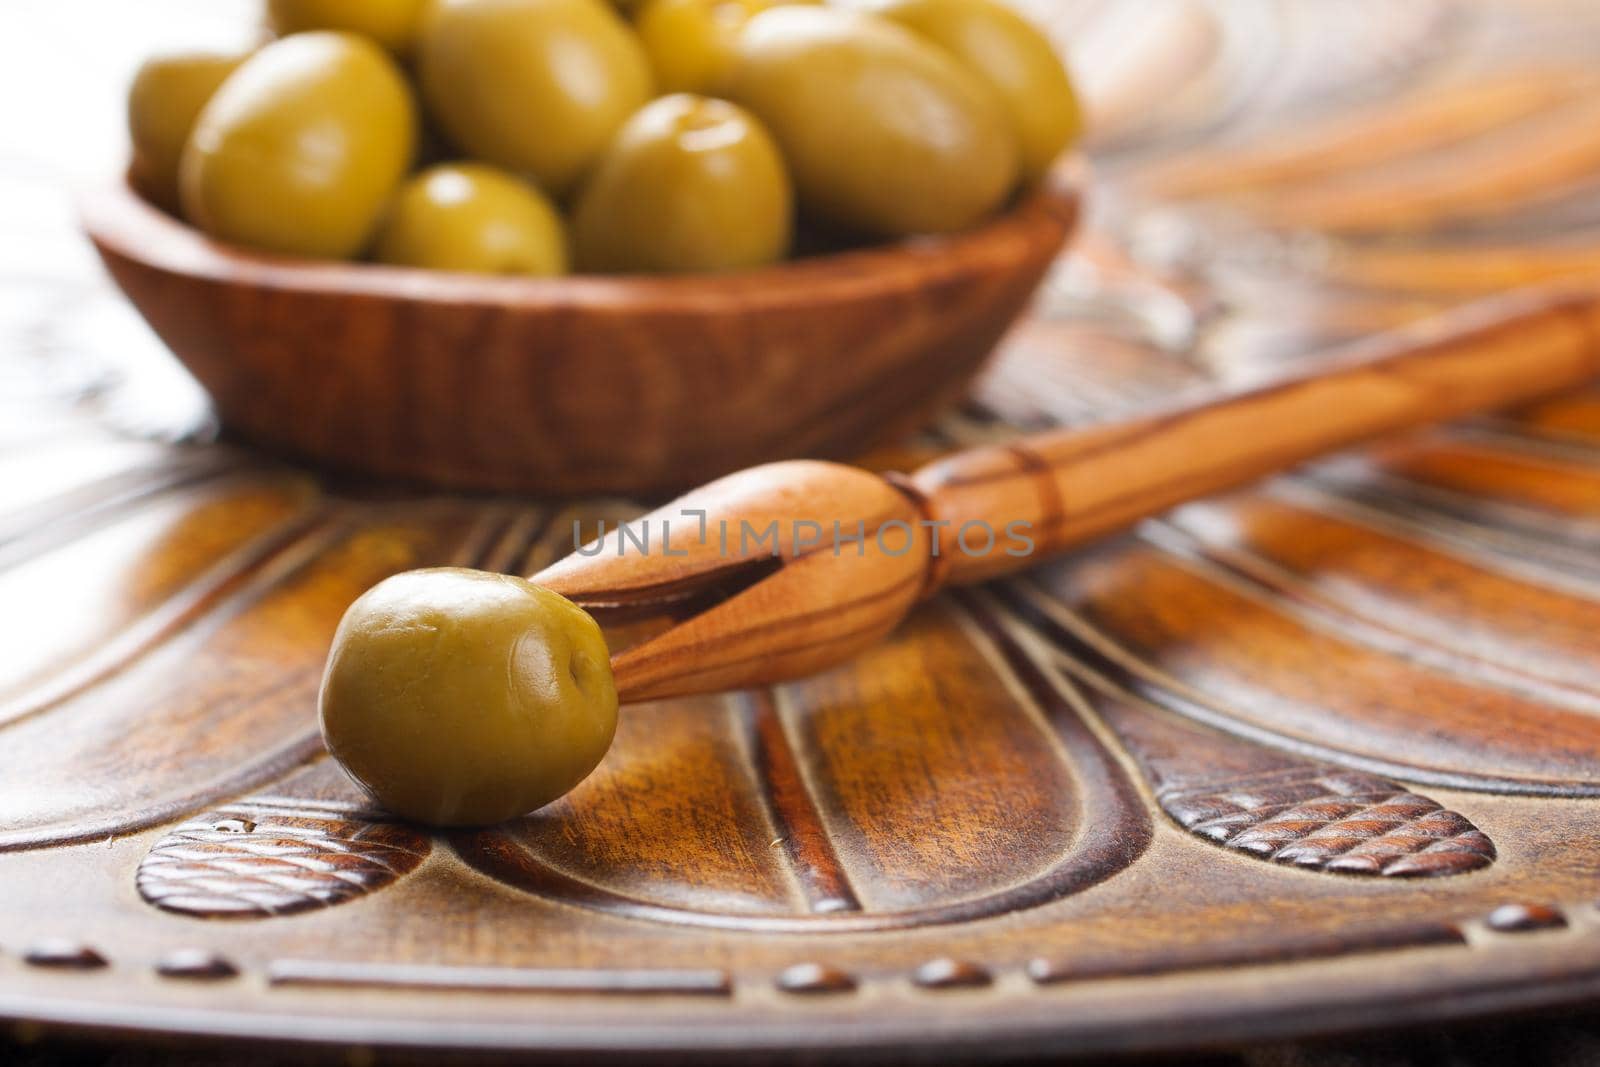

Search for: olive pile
xmin=128 ymin=0 xmax=1080 ymax=276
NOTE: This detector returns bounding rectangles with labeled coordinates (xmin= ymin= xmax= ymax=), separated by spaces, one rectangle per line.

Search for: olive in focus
xmin=127 ymin=50 xmax=248 ymax=213
xmin=417 ymin=0 xmax=654 ymax=197
xmin=266 ymin=0 xmax=430 ymax=55
xmin=860 ymin=0 xmax=1081 ymax=183
xmin=374 ymin=163 xmax=569 ymax=276
xmin=726 ymin=5 xmax=1017 ymax=237
xmin=320 ymin=569 xmax=619 ymax=827
xmin=180 ymin=32 xmax=416 ymax=259
xmin=573 ymin=94 xmax=792 ymax=273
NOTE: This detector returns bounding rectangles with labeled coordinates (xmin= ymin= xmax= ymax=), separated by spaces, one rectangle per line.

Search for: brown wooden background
xmin=5 ymin=0 xmax=1600 ymax=1061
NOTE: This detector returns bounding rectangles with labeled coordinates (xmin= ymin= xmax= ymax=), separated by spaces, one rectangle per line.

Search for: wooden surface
xmin=6 ymin=0 xmax=1600 ymax=1061
xmin=82 ymin=176 xmax=1075 ymax=497
xmin=536 ymin=292 xmax=1600 ymax=705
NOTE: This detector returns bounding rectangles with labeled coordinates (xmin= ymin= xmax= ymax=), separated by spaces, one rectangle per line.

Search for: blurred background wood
xmin=5 ymin=0 xmax=1600 ymax=1062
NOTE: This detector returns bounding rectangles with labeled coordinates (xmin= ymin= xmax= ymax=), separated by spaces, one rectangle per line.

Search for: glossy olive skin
xmin=320 ymin=569 xmax=619 ymax=827
xmin=375 ymin=163 xmax=569 ymax=275
xmin=418 ymin=0 xmax=654 ymax=197
xmin=574 ymin=94 xmax=791 ymax=273
xmin=635 ymin=0 xmax=812 ymax=96
xmin=128 ymin=51 xmax=248 ymax=214
xmin=726 ymin=6 xmax=1017 ymax=237
xmin=861 ymin=0 xmax=1080 ymax=183
xmin=267 ymin=0 xmax=429 ymax=54
xmin=181 ymin=32 xmax=416 ymax=259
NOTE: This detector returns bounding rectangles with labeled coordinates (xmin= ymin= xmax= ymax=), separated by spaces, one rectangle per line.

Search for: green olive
xmin=181 ymin=32 xmax=416 ymax=259
xmin=859 ymin=0 xmax=1080 ymax=184
xmin=573 ymin=94 xmax=791 ymax=273
xmin=320 ymin=569 xmax=618 ymax=827
xmin=417 ymin=0 xmax=654 ymax=197
xmin=266 ymin=0 xmax=429 ymax=55
xmin=375 ymin=163 xmax=569 ymax=275
xmin=634 ymin=0 xmax=812 ymax=96
xmin=127 ymin=51 xmax=249 ymax=214
xmin=726 ymin=6 xmax=1017 ymax=237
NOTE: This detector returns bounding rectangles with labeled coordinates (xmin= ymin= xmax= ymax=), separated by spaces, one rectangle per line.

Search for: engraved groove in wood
xmin=1274 ymin=478 xmax=1600 ymax=599
xmin=491 ymin=689 xmax=803 ymax=919
xmin=913 ymin=291 xmax=1600 ymax=589
xmin=0 ymin=498 xmax=332 ymax=731
xmin=769 ymin=602 xmax=1093 ymax=914
xmin=137 ymin=801 xmax=431 ymax=919
xmin=267 ymin=960 xmax=733 ymax=997
xmin=0 ymin=504 xmax=516 ymax=854
xmin=1362 ymin=438 xmax=1600 ymax=522
xmin=991 ymin=589 xmax=1497 ymax=877
xmin=1137 ymin=519 xmax=1600 ymax=717
xmin=1010 ymin=546 xmax=1600 ymax=797
xmin=1298 ymin=469 xmax=1600 ymax=586
xmin=1305 ymin=441 xmax=1600 ymax=567
xmin=0 ymin=455 xmax=236 ymax=573
xmin=736 ymin=690 xmax=862 ymax=915
xmin=1160 ymin=494 xmax=1600 ymax=698
xmin=0 ymin=472 xmax=324 ymax=719
xmin=1026 ymin=919 xmax=1467 ymax=985
xmin=454 ymin=602 xmax=1152 ymax=932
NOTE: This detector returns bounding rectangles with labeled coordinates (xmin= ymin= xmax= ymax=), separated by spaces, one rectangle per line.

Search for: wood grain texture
xmin=528 ymin=293 xmax=1600 ymax=706
xmin=0 ymin=500 xmax=500 ymax=852
xmin=913 ymin=291 xmax=1600 ymax=587
xmin=1160 ymin=493 xmax=1600 ymax=697
xmin=9 ymin=1 xmax=1600 ymax=1061
xmin=81 ymin=178 xmax=1078 ymax=496
xmin=451 ymin=602 xmax=1151 ymax=932
xmin=1011 ymin=549 xmax=1600 ymax=796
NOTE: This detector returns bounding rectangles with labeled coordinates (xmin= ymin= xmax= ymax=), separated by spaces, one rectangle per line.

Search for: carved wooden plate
xmin=6 ymin=0 xmax=1600 ymax=1059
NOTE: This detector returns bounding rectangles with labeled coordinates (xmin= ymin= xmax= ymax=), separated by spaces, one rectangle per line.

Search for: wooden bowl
xmin=82 ymin=178 xmax=1079 ymax=496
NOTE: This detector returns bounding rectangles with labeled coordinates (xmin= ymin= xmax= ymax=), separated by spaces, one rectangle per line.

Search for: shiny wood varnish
xmin=9 ymin=0 xmax=1600 ymax=1060
xmin=81 ymin=176 xmax=1078 ymax=496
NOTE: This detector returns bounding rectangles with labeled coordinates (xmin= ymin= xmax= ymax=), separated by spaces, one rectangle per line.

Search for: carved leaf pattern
xmin=1161 ymin=768 xmax=1495 ymax=877
xmin=137 ymin=802 xmax=431 ymax=918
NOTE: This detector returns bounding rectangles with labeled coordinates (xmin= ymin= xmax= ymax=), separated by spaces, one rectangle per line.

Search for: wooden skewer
xmin=534 ymin=288 xmax=1600 ymax=704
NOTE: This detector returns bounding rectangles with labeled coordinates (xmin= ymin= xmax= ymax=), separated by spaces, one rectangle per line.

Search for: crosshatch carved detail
xmin=1160 ymin=769 xmax=1496 ymax=877
xmin=991 ymin=585 xmax=1502 ymax=879
xmin=136 ymin=802 xmax=431 ymax=918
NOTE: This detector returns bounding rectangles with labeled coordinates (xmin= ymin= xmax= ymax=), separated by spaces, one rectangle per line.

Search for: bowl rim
xmin=81 ymin=166 xmax=1083 ymax=311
